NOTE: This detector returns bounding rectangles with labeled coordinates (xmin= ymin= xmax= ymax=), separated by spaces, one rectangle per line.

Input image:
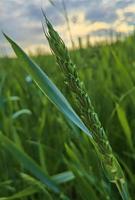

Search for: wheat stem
xmin=44 ymin=16 xmax=131 ymax=200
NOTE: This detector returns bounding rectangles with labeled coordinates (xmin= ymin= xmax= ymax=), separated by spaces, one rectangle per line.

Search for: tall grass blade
xmin=0 ymin=187 xmax=39 ymax=200
xmin=52 ymin=171 xmax=75 ymax=184
xmin=116 ymin=103 xmax=133 ymax=150
xmin=12 ymin=109 xmax=32 ymax=119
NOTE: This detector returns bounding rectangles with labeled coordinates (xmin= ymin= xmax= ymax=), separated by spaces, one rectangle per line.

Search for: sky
xmin=0 ymin=0 xmax=135 ymax=55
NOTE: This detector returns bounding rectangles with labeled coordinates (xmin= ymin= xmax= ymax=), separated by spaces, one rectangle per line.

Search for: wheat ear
xmin=44 ymin=16 xmax=131 ymax=200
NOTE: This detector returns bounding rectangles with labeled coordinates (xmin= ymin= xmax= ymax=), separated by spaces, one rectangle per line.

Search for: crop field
xmin=0 ymin=15 xmax=135 ymax=200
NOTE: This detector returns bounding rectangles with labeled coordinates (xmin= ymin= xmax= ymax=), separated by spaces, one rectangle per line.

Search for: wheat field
xmin=0 ymin=10 xmax=135 ymax=200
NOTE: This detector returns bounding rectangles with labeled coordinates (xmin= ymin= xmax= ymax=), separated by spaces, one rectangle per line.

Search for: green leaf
xmin=0 ymin=187 xmax=39 ymax=200
xmin=20 ymin=173 xmax=53 ymax=200
xmin=12 ymin=109 xmax=32 ymax=119
xmin=3 ymin=33 xmax=92 ymax=138
xmin=52 ymin=171 xmax=75 ymax=184
xmin=116 ymin=103 xmax=133 ymax=150
xmin=0 ymin=132 xmax=60 ymax=194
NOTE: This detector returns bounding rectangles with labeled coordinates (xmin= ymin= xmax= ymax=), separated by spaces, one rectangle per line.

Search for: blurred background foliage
xmin=0 ymin=32 xmax=135 ymax=199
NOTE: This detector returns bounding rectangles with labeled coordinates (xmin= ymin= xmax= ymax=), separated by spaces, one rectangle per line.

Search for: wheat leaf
xmin=3 ymin=33 xmax=92 ymax=138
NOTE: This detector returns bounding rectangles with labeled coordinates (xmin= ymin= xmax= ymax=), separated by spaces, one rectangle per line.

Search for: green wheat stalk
xmin=43 ymin=16 xmax=131 ymax=200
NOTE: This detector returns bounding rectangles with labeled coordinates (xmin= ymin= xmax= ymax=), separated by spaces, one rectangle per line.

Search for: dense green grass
xmin=0 ymin=32 xmax=135 ymax=199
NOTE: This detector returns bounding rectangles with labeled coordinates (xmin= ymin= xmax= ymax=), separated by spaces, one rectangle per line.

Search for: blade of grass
xmin=0 ymin=187 xmax=39 ymax=200
xmin=20 ymin=173 xmax=53 ymax=200
xmin=12 ymin=109 xmax=32 ymax=119
xmin=52 ymin=171 xmax=75 ymax=184
xmin=116 ymin=103 xmax=133 ymax=150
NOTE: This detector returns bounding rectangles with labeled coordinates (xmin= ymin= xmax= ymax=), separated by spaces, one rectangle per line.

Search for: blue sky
xmin=0 ymin=0 xmax=135 ymax=55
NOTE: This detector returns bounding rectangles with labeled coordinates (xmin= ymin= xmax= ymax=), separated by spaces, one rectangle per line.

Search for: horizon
xmin=0 ymin=0 xmax=135 ymax=56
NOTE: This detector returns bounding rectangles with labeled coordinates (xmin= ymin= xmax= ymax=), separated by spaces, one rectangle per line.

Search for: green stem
xmin=116 ymin=179 xmax=131 ymax=200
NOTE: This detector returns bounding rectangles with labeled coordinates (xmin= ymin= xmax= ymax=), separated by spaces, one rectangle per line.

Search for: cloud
xmin=24 ymin=3 xmax=42 ymax=22
xmin=115 ymin=22 xmax=134 ymax=33
xmin=115 ymin=0 xmax=134 ymax=9
xmin=44 ymin=5 xmax=65 ymax=26
xmin=124 ymin=12 xmax=135 ymax=26
xmin=85 ymin=6 xmax=118 ymax=23
xmin=90 ymin=29 xmax=117 ymax=37
xmin=0 ymin=1 xmax=45 ymax=47
xmin=124 ymin=12 xmax=134 ymax=18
